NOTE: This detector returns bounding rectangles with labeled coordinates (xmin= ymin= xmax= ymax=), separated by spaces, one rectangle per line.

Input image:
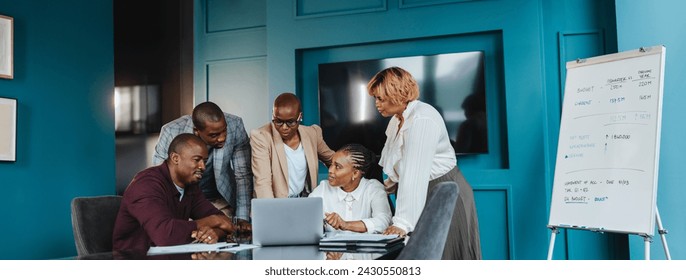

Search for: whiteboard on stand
xmin=548 ymin=45 xmax=666 ymax=236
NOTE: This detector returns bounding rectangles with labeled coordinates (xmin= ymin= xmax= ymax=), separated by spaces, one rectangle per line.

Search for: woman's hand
xmin=326 ymin=252 xmax=343 ymax=260
xmin=383 ymin=225 xmax=407 ymax=237
xmin=383 ymin=179 xmax=398 ymax=194
xmin=324 ymin=212 xmax=348 ymax=231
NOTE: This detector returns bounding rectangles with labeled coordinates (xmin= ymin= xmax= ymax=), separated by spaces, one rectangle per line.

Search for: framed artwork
xmin=0 ymin=97 xmax=16 ymax=161
xmin=0 ymin=15 xmax=13 ymax=79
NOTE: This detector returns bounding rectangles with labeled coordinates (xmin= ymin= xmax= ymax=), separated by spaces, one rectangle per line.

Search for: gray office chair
xmin=70 ymin=195 xmax=123 ymax=256
xmin=396 ymin=181 xmax=459 ymax=260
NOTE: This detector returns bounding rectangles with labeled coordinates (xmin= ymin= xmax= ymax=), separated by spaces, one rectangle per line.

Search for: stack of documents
xmin=318 ymin=233 xmax=405 ymax=253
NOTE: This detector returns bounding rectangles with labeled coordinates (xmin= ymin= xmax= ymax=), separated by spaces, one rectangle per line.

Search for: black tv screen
xmin=318 ymin=52 xmax=488 ymax=156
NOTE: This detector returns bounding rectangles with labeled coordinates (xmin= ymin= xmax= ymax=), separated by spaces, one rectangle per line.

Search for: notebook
xmin=251 ymin=197 xmax=324 ymax=246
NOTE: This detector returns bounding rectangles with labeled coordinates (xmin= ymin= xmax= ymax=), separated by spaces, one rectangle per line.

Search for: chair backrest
xmin=396 ymin=181 xmax=459 ymax=260
xmin=70 ymin=195 xmax=123 ymax=256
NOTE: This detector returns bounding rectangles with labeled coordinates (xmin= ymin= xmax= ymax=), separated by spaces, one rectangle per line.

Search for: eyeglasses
xmin=272 ymin=118 xmax=300 ymax=127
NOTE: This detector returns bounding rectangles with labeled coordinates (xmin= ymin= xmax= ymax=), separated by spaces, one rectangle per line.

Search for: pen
xmin=217 ymin=243 xmax=239 ymax=250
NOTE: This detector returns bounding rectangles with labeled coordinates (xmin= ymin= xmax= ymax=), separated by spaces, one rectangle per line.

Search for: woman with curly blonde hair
xmin=367 ymin=66 xmax=482 ymax=260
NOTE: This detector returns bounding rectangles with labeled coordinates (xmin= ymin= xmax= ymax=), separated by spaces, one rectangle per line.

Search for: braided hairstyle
xmin=338 ymin=143 xmax=377 ymax=179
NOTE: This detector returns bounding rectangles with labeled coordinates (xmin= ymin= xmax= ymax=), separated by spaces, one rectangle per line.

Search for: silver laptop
xmin=251 ymin=197 xmax=324 ymax=246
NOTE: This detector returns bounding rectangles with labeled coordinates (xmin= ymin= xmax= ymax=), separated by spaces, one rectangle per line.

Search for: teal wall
xmin=194 ymin=0 xmax=269 ymax=133
xmin=5 ymin=0 xmax=681 ymax=261
xmin=615 ymin=0 xmax=686 ymax=260
xmin=0 ymin=1 xmax=114 ymax=259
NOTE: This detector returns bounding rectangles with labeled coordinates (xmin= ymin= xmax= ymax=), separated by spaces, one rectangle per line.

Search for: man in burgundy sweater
xmin=113 ymin=133 xmax=236 ymax=252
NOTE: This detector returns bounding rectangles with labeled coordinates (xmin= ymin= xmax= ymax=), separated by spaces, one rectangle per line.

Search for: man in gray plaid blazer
xmin=152 ymin=102 xmax=253 ymax=229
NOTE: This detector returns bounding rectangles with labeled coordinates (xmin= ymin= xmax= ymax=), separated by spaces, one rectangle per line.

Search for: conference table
xmin=76 ymin=235 xmax=404 ymax=260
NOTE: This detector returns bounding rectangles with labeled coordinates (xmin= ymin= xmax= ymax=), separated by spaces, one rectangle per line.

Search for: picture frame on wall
xmin=0 ymin=97 xmax=16 ymax=161
xmin=0 ymin=15 xmax=13 ymax=79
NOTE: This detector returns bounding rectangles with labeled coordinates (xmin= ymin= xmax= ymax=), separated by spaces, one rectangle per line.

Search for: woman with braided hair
xmin=309 ymin=143 xmax=392 ymax=233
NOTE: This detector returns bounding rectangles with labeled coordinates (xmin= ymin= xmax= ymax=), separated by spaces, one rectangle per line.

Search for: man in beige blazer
xmin=250 ymin=93 xmax=335 ymax=198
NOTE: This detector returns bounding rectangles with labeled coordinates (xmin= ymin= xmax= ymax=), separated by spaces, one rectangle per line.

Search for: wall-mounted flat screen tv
xmin=318 ymin=51 xmax=487 ymax=156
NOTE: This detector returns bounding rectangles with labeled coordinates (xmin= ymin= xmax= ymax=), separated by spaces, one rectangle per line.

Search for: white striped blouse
xmin=378 ymin=100 xmax=456 ymax=233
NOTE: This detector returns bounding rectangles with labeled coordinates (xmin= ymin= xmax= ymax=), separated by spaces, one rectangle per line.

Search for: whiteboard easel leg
xmin=655 ymin=207 xmax=671 ymax=260
xmin=643 ymin=235 xmax=651 ymax=260
xmin=547 ymin=227 xmax=559 ymax=260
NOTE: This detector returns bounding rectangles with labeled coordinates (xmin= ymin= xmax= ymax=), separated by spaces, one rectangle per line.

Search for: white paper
xmin=147 ymin=242 xmax=258 ymax=256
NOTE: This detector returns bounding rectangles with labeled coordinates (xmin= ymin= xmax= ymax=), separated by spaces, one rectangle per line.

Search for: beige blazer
xmin=250 ymin=123 xmax=334 ymax=198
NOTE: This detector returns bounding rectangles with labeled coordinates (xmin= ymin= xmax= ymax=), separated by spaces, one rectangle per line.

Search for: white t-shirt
xmin=310 ymin=178 xmax=392 ymax=233
xmin=284 ymin=142 xmax=308 ymax=197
